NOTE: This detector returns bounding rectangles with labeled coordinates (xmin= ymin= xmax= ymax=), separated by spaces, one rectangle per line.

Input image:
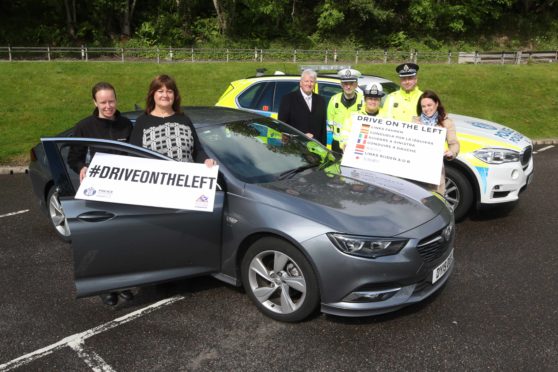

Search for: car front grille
xmin=416 ymin=224 xmax=454 ymax=263
xmin=521 ymin=145 xmax=532 ymax=169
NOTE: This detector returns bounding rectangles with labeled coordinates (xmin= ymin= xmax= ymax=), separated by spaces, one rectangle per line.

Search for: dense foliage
xmin=1 ymin=0 xmax=557 ymax=50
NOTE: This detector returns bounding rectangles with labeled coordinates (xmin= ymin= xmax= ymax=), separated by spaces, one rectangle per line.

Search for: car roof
xmin=239 ymin=73 xmax=396 ymax=86
xmin=187 ymin=106 xmax=263 ymax=125
xmin=121 ymin=106 xmax=264 ymax=126
xmin=321 ymin=73 xmax=394 ymax=85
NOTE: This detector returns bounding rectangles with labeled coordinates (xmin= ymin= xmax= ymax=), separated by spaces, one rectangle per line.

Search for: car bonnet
xmin=449 ymin=113 xmax=532 ymax=151
xmin=253 ymin=166 xmax=447 ymax=237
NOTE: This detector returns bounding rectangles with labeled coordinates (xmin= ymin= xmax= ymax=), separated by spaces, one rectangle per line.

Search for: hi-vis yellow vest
xmin=380 ymin=87 xmax=423 ymax=122
xmin=327 ymin=92 xmax=364 ymax=142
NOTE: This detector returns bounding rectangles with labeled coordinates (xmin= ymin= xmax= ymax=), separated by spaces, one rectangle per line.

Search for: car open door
xmin=41 ymin=137 xmax=224 ymax=297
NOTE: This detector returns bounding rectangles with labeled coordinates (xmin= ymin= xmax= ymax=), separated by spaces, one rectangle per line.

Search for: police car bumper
xmin=477 ymin=158 xmax=534 ymax=205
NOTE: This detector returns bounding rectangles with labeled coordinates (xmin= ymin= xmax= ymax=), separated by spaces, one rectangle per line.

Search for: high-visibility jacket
xmin=338 ymin=109 xmax=383 ymax=150
xmin=327 ymin=92 xmax=364 ymax=143
xmin=380 ymin=87 xmax=423 ymax=123
xmin=359 ymin=106 xmax=381 ymax=116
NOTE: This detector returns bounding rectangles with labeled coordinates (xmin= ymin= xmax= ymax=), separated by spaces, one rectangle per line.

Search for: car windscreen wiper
xmin=318 ymin=155 xmax=341 ymax=170
xmin=277 ymin=163 xmax=320 ymax=180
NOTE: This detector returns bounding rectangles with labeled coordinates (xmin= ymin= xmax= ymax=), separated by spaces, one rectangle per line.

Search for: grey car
xmin=38 ymin=106 xmax=455 ymax=322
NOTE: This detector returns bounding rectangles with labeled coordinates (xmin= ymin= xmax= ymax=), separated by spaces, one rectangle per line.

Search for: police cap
xmin=363 ymin=82 xmax=385 ymax=98
xmin=395 ymin=63 xmax=419 ymax=77
xmin=337 ymin=68 xmax=361 ymax=82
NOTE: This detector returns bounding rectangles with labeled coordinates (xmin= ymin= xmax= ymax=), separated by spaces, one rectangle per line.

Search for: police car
xmin=215 ymin=67 xmax=534 ymax=221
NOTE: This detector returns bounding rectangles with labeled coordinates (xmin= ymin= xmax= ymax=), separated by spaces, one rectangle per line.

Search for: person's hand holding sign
xmin=80 ymin=166 xmax=88 ymax=183
xmin=444 ymin=149 xmax=456 ymax=160
xmin=204 ymin=158 xmax=218 ymax=167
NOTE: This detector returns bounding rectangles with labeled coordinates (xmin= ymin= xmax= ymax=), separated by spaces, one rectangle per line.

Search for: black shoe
xmin=100 ymin=293 xmax=118 ymax=306
xmin=119 ymin=290 xmax=134 ymax=301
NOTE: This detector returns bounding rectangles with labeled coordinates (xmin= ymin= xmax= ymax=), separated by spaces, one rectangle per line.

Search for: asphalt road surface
xmin=1 ymin=145 xmax=556 ymax=371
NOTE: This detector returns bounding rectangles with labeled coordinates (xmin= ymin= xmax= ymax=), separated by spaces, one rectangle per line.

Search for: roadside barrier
xmin=1 ymin=46 xmax=556 ymax=64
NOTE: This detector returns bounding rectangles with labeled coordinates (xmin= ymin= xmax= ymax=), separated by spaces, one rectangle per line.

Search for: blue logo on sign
xmin=84 ymin=187 xmax=96 ymax=196
xmin=195 ymin=195 xmax=209 ymax=209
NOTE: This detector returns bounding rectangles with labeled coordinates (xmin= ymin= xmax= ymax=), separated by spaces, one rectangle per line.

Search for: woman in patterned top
xmin=130 ymin=74 xmax=216 ymax=167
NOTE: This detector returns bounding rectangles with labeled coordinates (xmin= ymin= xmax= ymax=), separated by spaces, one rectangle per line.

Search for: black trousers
xmin=331 ymin=140 xmax=343 ymax=154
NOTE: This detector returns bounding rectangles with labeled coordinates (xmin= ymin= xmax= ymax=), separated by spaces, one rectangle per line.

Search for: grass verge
xmin=0 ymin=61 xmax=556 ymax=164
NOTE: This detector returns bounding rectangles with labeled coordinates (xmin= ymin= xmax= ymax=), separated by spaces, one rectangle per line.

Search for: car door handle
xmin=77 ymin=211 xmax=116 ymax=222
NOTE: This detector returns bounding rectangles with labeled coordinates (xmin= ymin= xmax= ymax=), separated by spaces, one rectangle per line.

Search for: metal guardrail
xmin=457 ymin=51 xmax=558 ymax=64
xmin=0 ymin=46 xmax=556 ymax=64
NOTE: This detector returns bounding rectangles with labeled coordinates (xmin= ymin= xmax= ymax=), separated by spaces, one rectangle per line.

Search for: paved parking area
xmin=0 ymin=145 xmax=556 ymax=371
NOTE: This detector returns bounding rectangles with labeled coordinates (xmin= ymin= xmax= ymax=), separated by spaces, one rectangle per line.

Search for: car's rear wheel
xmin=241 ymin=237 xmax=319 ymax=322
xmin=444 ymin=167 xmax=473 ymax=221
xmin=47 ymin=186 xmax=71 ymax=241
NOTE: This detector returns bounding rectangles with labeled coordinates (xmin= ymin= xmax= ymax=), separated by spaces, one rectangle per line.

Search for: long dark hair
xmin=91 ymin=82 xmax=116 ymax=101
xmin=145 ymin=74 xmax=182 ymax=114
xmin=417 ymin=90 xmax=447 ymax=125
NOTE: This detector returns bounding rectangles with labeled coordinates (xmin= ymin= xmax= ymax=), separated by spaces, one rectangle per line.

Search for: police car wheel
xmin=444 ymin=167 xmax=473 ymax=222
xmin=241 ymin=237 xmax=320 ymax=322
xmin=47 ymin=186 xmax=71 ymax=242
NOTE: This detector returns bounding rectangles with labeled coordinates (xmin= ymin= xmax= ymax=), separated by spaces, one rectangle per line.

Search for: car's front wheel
xmin=47 ymin=186 xmax=71 ymax=241
xmin=241 ymin=237 xmax=320 ymax=322
xmin=444 ymin=167 xmax=473 ymax=221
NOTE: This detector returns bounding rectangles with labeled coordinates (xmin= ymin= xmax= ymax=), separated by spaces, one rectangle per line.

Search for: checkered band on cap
xmin=363 ymin=82 xmax=385 ymax=97
xmin=338 ymin=68 xmax=361 ymax=82
xmin=396 ymin=62 xmax=419 ymax=77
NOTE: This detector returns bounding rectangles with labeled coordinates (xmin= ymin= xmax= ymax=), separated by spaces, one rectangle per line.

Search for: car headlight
xmin=327 ymin=233 xmax=408 ymax=258
xmin=473 ymin=148 xmax=520 ymax=164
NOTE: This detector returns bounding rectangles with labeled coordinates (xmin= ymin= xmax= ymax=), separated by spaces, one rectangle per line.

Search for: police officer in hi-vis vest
xmin=327 ymin=68 xmax=364 ymax=153
xmin=361 ymin=82 xmax=385 ymax=116
xmin=381 ymin=63 xmax=422 ymax=123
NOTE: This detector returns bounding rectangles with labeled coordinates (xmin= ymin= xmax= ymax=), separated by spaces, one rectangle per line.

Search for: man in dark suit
xmin=278 ymin=69 xmax=327 ymax=145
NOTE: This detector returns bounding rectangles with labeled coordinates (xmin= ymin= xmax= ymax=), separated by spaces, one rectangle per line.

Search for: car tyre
xmin=47 ymin=186 xmax=71 ymax=241
xmin=444 ymin=167 xmax=473 ymax=222
xmin=241 ymin=237 xmax=320 ymax=322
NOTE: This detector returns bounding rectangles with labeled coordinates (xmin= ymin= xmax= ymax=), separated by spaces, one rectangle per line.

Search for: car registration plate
xmin=432 ymin=250 xmax=453 ymax=284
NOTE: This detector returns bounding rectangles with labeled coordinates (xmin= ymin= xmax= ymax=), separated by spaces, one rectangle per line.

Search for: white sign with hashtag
xmin=75 ymin=153 xmax=219 ymax=211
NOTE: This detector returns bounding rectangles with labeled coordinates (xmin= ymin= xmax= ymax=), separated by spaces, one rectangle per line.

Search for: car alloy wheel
xmin=444 ymin=167 xmax=473 ymax=222
xmin=242 ymin=237 xmax=319 ymax=322
xmin=444 ymin=177 xmax=460 ymax=210
xmin=47 ymin=187 xmax=71 ymax=241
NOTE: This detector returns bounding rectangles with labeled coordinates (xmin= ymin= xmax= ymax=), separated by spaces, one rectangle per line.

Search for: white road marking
xmin=68 ymin=340 xmax=116 ymax=372
xmin=0 ymin=209 xmax=29 ymax=219
xmin=0 ymin=295 xmax=184 ymax=371
xmin=533 ymin=145 xmax=554 ymax=154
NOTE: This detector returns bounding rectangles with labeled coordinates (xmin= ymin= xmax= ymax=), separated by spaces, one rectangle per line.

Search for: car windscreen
xmin=197 ymin=119 xmax=338 ymax=183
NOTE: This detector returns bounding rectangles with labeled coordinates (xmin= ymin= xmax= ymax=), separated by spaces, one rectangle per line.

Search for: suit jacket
xmin=278 ymin=90 xmax=327 ymax=145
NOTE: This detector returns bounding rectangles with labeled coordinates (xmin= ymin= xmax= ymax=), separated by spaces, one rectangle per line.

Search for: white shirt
xmin=300 ymin=89 xmax=312 ymax=111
